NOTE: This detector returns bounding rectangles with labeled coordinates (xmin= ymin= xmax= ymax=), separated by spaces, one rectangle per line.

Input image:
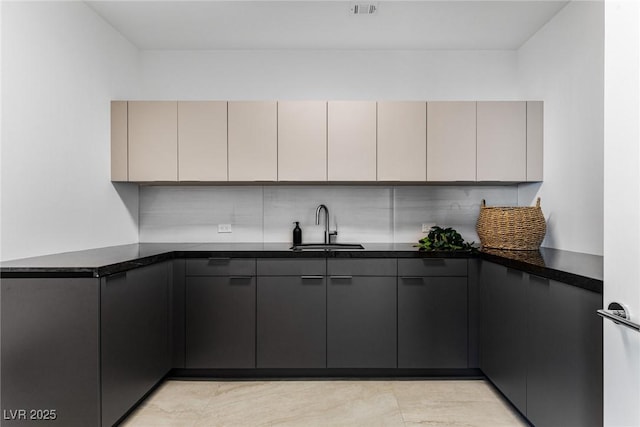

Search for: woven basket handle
xmin=481 ymin=199 xmax=486 ymax=207
xmin=535 ymin=197 xmax=541 ymax=207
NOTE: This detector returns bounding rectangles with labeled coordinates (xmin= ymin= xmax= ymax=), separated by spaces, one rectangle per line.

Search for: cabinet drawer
xmin=398 ymin=258 xmax=467 ymax=277
xmin=186 ymin=258 xmax=255 ymax=276
xmin=257 ymin=259 xmax=326 ymax=276
xmin=327 ymin=259 xmax=397 ymax=276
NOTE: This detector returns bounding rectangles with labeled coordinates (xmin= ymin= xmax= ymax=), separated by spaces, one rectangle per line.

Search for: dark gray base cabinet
xmin=256 ymin=259 xmax=326 ymax=368
xmin=257 ymin=276 xmax=326 ymax=368
xmin=527 ymin=274 xmax=603 ymax=427
xmin=398 ymin=259 xmax=469 ymax=369
xmin=101 ymin=262 xmax=172 ymax=427
xmin=1 ymin=278 xmax=100 ymax=427
xmin=479 ymin=262 xmax=528 ymax=414
xmin=398 ymin=276 xmax=468 ymax=368
xmin=327 ymin=259 xmax=397 ymax=368
xmin=185 ymin=276 xmax=256 ymax=368
xmin=184 ymin=258 xmax=257 ymax=369
xmin=479 ymin=261 xmax=603 ymax=427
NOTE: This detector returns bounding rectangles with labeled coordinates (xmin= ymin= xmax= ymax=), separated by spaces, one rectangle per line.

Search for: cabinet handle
xmin=229 ymin=276 xmax=253 ymax=280
xmin=301 ymin=276 xmax=324 ymax=279
xmin=421 ymin=259 xmax=446 ymax=265
xmin=208 ymin=257 xmax=231 ymax=263
xmin=106 ymin=271 xmax=127 ymax=279
xmin=401 ymin=276 xmax=424 ymax=281
xmin=330 ymin=275 xmax=353 ymax=279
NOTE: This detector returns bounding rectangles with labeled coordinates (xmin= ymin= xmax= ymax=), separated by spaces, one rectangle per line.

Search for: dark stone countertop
xmin=0 ymin=242 xmax=603 ymax=293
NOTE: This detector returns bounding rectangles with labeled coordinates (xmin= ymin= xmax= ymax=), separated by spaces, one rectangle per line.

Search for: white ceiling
xmin=86 ymin=1 xmax=569 ymax=51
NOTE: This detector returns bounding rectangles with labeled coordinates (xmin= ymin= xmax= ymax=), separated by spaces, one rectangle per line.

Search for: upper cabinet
xmin=278 ymin=101 xmax=327 ymax=181
xmin=178 ymin=101 xmax=227 ymax=182
xmin=128 ymin=101 xmax=178 ymax=182
xmin=427 ymin=102 xmax=477 ymax=182
xmin=112 ymin=99 xmax=542 ymax=184
xmin=228 ymin=101 xmax=278 ymax=181
xmin=328 ymin=101 xmax=377 ymax=181
xmin=526 ymin=101 xmax=544 ymax=182
xmin=477 ymin=101 xmax=527 ymax=182
xmin=111 ymin=101 xmax=128 ymax=182
xmin=377 ymin=102 xmax=426 ymax=182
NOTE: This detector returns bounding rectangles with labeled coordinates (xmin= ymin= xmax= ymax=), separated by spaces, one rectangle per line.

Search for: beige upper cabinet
xmin=526 ymin=101 xmax=544 ymax=182
xmin=112 ymin=99 xmax=541 ymax=183
xmin=327 ymin=101 xmax=377 ymax=181
xmin=476 ymin=101 xmax=527 ymax=182
xmin=278 ymin=101 xmax=327 ymax=181
xmin=427 ymin=102 xmax=477 ymax=181
xmin=178 ymin=101 xmax=227 ymax=181
xmin=111 ymin=101 xmax=128 ymax=182
xmin=228 ymin=101 xmax=277 ymax=181
xmin=128 ymin=101 xmax=178 ymax=182
xmin=377 ymin=101 xmax=426 ymax=181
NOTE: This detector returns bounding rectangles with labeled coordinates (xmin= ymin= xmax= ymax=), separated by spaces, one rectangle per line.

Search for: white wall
xmin=0 ymin=1 xmax=140 ymax=261
xmin=139 ymin=49 xmax=519 ymax=100
xmin=517 ymin=1 xmax=604 ymax=255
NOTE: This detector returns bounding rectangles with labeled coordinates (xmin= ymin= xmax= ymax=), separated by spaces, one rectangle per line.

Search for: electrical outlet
xmin=218 ymin=224 xmax=232 ymax=233
xmin=422 ymin=223 xmax=436 ymax=233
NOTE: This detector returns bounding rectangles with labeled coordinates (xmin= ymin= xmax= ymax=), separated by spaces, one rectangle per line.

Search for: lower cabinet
xmin=398 ymin=259 xmax=469 ymax=368
xmin=101 ymin=262 xmax=172 ymax=427
xmin=479 ymin=262 xmax=528 ymax=414
xmin=185 ymin=259 xmax=256 ymax=368
xmin=1 ymin=278 xmax=100 ymax=427
xmin=257 ymin=259 xmax=327 ymax=368
xmin=327 ymin=259 xmax=397 ymax=368
xmin=527 ymin=274 xmax=603 ymax=427
xmin=479 ymin=261 xmax=603 ymax=427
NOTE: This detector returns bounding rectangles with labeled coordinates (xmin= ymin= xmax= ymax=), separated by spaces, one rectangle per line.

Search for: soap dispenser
xmin=293 ymin=221 xmax=302 ymax=245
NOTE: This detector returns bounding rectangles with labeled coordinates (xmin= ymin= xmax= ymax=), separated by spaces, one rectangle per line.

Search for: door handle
xmin=597 ymin=302 xmax=640 ymax=332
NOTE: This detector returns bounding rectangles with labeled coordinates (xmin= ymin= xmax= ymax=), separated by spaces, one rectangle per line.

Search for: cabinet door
xmin=377 ymin=101 xmax=426 ymax=181
xmin=185 ymin=276 xmax=256 ymax=368
xmin=228 ymin=101 xmax=277 ymax=181
xmin=477 ymin=101 xmax=526 ymax=181
xmin=178 ymin=101 xmax=227 ymax=181
xmin=427 ymin=101 xmax=476 ymax=181
xmin=278 ymin=101 xmax=327 ymax=181
xmin=1 ymin=278 xmax=100 ymax=427
xmin=398 ymin=276 xmax=468 ymax=368
xmin=128 ymin=101 xmax=178 ymax=181
xmin=257 ymin=276 xmax=326 ymax=368
xmin=327 ymin=276 xmax=397 ymax=368
xmin=527 ymin=275 xmax=602 ymax=427
xmin=101 ymin=263 xmax=171 ymax=427
xmin=479 ymin=262 xmax=527 ymax=414
xmin=111 ymin=101 xmax=128 ymax=182
xmin=526 ymin=101 xmax=544 ymax=182
xmin=327 ymin=101 xmax=377 ymax=181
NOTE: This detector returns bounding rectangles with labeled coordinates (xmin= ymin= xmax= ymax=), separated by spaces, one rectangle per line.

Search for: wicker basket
xmin=476 ymin=198 xmax=546 ymax=250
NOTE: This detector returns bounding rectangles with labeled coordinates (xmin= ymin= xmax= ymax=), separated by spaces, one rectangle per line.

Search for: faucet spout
xmin=315 ymin=204 xmax=330 ymax=244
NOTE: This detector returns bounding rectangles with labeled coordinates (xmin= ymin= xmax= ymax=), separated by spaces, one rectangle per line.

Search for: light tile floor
xmin=121 ymin=379 xmax=528 ymax=427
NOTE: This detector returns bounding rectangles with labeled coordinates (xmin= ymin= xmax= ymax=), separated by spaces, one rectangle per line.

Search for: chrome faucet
xmin=315 ymin=204 xmax=337 ymax=244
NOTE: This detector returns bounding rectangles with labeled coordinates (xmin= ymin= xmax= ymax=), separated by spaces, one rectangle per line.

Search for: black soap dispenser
xmin=293 ymin=221 xmax=302 ymax=245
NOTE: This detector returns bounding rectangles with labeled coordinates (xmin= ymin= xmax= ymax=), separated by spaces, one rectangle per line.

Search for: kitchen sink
xmin=291 ymin=243 xmax=365 ymax=250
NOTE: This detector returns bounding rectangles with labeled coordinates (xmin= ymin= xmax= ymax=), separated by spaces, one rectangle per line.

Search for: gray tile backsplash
xmin=139 ymin=185 xmax=518 ymax=244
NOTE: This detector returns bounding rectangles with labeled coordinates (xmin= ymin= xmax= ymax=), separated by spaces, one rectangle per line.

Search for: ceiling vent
xmin=350 ymin=3 xmax=378 ymax=15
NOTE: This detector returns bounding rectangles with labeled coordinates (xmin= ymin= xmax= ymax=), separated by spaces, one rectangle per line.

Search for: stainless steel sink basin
xmin=291 ymin=243 xmax=365 ymax=250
